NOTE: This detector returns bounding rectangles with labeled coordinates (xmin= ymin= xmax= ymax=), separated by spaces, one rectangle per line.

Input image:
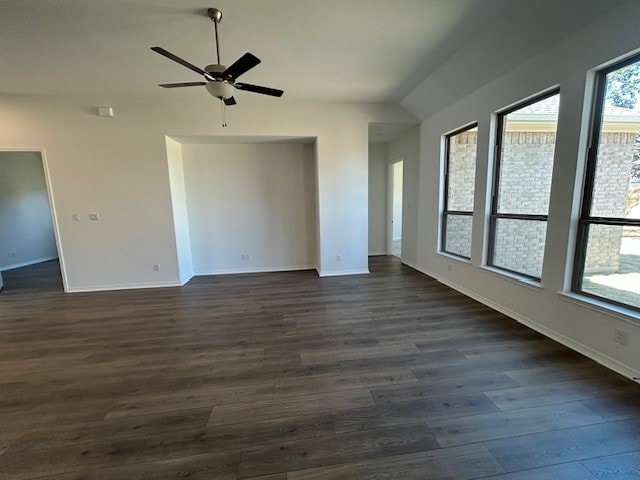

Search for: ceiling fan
xmin=151 ymin=7 xmax=283 ymax=109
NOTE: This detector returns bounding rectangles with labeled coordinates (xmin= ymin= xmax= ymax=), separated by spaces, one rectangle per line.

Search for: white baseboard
xmin=402 ymin=260 xmax=640 ymax=382
xmin=368 ymin=251 xmax=388 ymax=256
xmin=318 ymin=269 xmax=370 ymax=277
xmin=180 ymin=274 xmax=194 ymax=286
xmin=0 ymin=256 xmax=58 ymax=272
xmin=194 ymin=265 xmax=316 ymax=276
xmin=69 ymin=266 xmax=318 ymax=292
xmin=67 ymin=280 xmax=183 ymax=293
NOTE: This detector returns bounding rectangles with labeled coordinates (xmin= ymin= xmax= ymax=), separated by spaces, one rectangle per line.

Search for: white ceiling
xmin=0 ymin=0 xmax=625 ymax=103
xmin=0 ymin=0 xmax=512 ymax=102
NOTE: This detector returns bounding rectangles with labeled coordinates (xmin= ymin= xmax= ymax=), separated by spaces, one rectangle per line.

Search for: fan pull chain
xmin=220 ymin=99 xmax=228 ymax=127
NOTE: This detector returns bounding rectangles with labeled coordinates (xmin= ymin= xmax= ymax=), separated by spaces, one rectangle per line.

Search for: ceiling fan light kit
xmin=151 ymin=6 xmax=284 ymax=126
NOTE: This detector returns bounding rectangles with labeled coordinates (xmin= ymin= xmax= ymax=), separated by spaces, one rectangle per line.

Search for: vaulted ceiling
xmin=0 ymin=0 xmax=625 ymax=103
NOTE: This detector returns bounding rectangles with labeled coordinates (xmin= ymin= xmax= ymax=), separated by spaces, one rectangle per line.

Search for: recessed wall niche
xmin=166 ymin=136 xmax=318 ymax=283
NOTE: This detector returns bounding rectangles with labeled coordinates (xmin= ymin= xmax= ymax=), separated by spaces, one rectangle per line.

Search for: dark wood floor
xmin=1 ymin=259 xmax=64 ymax=294
xmin=0 ymin=257 xmax=639 ymax=479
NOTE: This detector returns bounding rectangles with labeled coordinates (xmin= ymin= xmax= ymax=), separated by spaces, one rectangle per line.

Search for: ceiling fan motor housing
xmin=204 ymin=64 xmax=235 ymax=99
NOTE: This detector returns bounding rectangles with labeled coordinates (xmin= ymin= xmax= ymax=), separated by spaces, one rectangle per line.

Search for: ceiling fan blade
xmin=222 ymin=53 xmax=261 ymax=80
xmin=159 ymin=82 xmax=207 ymax=88
xmin=224 ymin=96 xmax=237 ymax=106
xmin=151 ymin=47 xmax=213 ymax=79
xmin=235 ymin=82 xmax=284 ymax=97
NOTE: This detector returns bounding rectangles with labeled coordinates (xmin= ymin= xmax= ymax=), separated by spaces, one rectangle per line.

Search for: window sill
xmin=558 ymin=292 xmax=640 ymax=326
xmin=479 ymin=266 xmax=542 ymax=292
xmin=436 ymin=251 xmax=472 ymax=266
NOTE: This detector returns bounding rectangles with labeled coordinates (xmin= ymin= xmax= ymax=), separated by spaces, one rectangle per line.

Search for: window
xmin=441 ymin=124 xmax=478 ymax=259
xmin=573 ymin=55 xmax=640 ymax=311
xmin=488 ymin=90 xmax=560 ymax=280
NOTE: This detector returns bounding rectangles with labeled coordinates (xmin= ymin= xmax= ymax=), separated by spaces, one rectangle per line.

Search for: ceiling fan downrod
xmin=208 ymin=7 xmax=227 ymax=126
xmin=208 ymin=8 xmax=223 ymax=65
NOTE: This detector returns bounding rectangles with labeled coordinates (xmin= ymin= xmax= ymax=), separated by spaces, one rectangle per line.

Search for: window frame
xmin=487 ymin=88 xmax=561 ymax=281
xmin=441 ymin=122 xmax=478 ymax=260
xmin=572 ymin=54 xmax=640 ymax=313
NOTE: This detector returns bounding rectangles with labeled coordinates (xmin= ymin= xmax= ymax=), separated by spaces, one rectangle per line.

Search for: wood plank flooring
xmin=0 ymin=257 xmax=639 ymax=479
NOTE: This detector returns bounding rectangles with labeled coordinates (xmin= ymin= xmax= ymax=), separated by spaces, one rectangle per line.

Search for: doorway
xmin=388 ymin=159 xmax=403 ymax=258
xmin=0 ymin=150 xmax=66 ymax=293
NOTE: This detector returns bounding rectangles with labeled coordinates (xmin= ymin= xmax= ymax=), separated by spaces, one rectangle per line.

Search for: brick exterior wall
xmin=444 ymin=214 xmax=472 ymax=258
xmin=491 ymin=131 xmax=555 ymax=277
xmin=445 ymin=130 xmax=636 ymax=275
xmin=492 ymin=218 xmax=547 ymax=278
xmin=447 ymin=131 xmax=476 ymax=212
xmin=444 ymin=131 xmax=476 ymax=257
xmin=498 ymin=132 xmax=555 ymax=215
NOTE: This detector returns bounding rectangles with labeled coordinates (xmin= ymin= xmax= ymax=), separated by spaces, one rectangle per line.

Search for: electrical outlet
xmin=89 ymin=212 xmax=100 ymax=221
xmin=153 ymin=264 xmax=160 ymax=272
xmin=72 ymin=213 xmax=80 ymax=221
xmin=245 ymin=254 xmax=250 ymax=261
xmin=337 ymin=254 xmax=342 ymax=262
xmin=613 ymin=329 xmax=628 ymax=346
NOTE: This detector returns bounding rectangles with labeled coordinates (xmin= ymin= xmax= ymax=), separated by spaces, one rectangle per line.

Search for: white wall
xmin=165 ymin=137 xmax=193 ymax=285
xmin=403 ymin=1 xmax=640 ymax=377
xmin=181 ymin=142 xmax=317 ymax=275
xmin=388 ymin=126 xmax=421 ymax=265
xmin=0 ymin=96 xmax=416 ymax=290
xmin=0 ymin=151 xmax=57 ymax=270
xmin=368 ymin=143 xmax=388 ymax=255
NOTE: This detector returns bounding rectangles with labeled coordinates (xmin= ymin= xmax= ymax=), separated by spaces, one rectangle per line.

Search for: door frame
xmin=0 ymin=148 xmax=69 ymax=292
xmin=387 ymin=157 xmax=404 ymax=258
